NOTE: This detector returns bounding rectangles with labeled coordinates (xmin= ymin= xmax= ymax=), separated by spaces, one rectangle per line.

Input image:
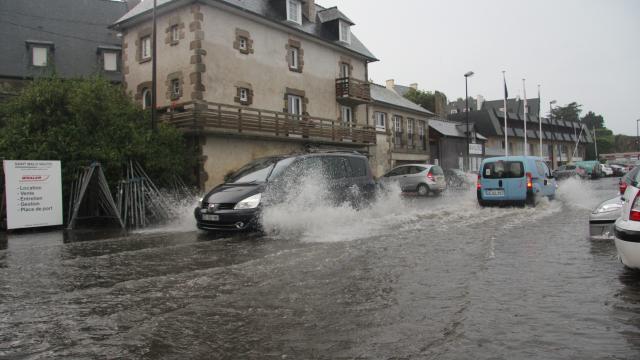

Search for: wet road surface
xmin=1 ymin=177 xmax=639 ymax=359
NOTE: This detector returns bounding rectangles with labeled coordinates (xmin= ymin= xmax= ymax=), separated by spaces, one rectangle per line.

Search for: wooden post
xmin=258 ymin=110 xmax=262 ymax=131
xmin=238 ymin=108 xmax=243 ymax=133
xmin=275 ymin=113 xmax=279 ymax=136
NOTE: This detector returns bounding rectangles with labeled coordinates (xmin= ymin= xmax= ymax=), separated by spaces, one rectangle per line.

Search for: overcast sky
xmin=318 ymin=0 xmax=640 ymax=135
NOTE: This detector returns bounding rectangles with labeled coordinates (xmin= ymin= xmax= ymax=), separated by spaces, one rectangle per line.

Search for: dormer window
xmin=287 ymin=0 xmax=302 ymax=25
xmin=339 ymin=20 xmax=351 ymax=44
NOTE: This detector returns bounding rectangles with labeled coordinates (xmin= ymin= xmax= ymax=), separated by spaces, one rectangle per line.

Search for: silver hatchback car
xmin=380 ymin=164 xmax=447 ymax=196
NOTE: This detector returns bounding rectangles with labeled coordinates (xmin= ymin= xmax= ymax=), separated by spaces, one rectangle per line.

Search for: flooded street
xmin=1 ymin=177 xmax=639 ymax=359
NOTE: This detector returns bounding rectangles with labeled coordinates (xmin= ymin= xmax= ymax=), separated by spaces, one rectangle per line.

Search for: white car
xmin=613 ymin=176 xmax=640 ymax=269
xmin=599 ymin=163 xmax=613 ymax=177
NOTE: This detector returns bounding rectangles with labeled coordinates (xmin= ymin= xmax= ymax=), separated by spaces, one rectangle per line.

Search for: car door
xmin=405 ymin=166 xmax=424 ymax=190
xmin=385 ymin=166 xmax=410 ymax=190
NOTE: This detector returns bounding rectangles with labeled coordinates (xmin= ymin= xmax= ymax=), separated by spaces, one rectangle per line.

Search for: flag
xmin=504 ymin=77 xmax=509 ymax=99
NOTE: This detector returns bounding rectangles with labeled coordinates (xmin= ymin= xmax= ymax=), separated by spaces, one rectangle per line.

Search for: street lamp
xmin=464 ymin=71 xmax=474 ymax=172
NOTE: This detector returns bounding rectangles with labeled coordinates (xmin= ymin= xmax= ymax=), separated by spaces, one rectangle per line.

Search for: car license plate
xmin=203 ymin=214 xmax=219 ymax=221
xmin=486 ymin=189 xmax=504 ymax=196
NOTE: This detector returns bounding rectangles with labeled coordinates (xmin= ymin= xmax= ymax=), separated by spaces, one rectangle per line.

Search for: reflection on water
xmin=0 ymin=177 xmax=639 ymax=358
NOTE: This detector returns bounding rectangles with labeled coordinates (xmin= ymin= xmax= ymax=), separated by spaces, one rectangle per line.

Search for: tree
xmin=581 ymin=111 xmax=604 ymax=130
xmin=550 ymin=102 xmax=582 ymax=122
xmin=0 ymin=76 xmax=195 ymax=196
xmin=403 ymin=88 xmax=448 ymax=116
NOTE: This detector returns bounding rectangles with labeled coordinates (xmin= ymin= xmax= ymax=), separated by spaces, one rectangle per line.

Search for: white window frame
xmin=339 ymin=20 xmax=351 ymax=44
xmin=239 ymin=88 xmax=249 ymax=102
xmin=289 ymin=47 xmax=299 ymax=70
xmin=32 ymin=46 xmax=48 ymax=67
xmin=286 ymin=0 xmax=302 ymax=25
xmin=340 ymin=62 xmax=350 ymax=78
xmin=103 ymin=51 xmax=118 ymax=72
xmin=341 ymin=106 xmax=353 ymax=126
xmin=171 ymin=25 xmax=179 ymax=43
xmin=171 ymin=79 xmax=180 ymax=99
xmin=288 ymin=95 xmax=302 ymax=116
xmin=239 ymin=37 xmax=247 ymax=51
xmin=141 ymin=36 xmax=151 ymax=60
xmin=374 ymin=112 xmax=386 ymax=131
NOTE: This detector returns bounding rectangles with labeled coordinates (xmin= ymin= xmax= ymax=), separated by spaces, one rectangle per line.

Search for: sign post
xmin=3 ymin=160 xmax=63 ymax=230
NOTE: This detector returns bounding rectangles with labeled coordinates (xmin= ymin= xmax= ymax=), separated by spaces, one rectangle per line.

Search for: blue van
xmin=477 ymin=156 xmax=556 ymax=206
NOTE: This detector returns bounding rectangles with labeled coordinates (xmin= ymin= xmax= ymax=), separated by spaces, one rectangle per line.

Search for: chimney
xmin=410 ymin=83 xmax=418 ymax=90
xmin=386 ymin=79 xmax=395 ymax=90
xmin=303 ymin=0 xmax=316 ymax=23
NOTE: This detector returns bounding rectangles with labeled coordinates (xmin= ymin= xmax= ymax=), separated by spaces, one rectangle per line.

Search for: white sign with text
xmin=3 ymin=160 xmax=63 ymax=229
xmin=469 ymin=143 xmax=483 ymax=155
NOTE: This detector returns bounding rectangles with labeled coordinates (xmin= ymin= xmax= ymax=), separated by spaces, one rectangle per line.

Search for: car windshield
xmin=482 ymin=161 xmax=524 ymax=179
xmin=226 ymin=157 xmax=294 ymax=184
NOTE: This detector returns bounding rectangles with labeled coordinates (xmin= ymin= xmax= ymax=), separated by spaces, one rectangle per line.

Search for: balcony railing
xmin=158 ymin=101 xmax=376 ymax=145
xmin=335 ymin=77 xmax=371 ymax=104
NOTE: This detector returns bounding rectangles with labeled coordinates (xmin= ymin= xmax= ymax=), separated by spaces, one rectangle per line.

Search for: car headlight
xmin=234 ymin=193 xmax=261 ymax=210
xmin=593 ymin=203 xmax=622 ymax=214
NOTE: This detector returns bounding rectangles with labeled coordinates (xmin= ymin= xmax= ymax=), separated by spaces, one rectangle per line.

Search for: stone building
xmin=111 ymin=0 xmax=378 ymax=189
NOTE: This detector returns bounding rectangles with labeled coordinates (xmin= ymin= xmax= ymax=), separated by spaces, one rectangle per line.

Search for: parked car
xmin=552 ymin=164 xmax=582 ymax=180
xmin=445 ymin=168 xmax=474 ymax=188
xmin=477 ymin=156 xmax=556 ymax=207
xmin=589 ymin=196 xmax=623 ymax=238
xmin=194 ymin=152 xmax=376 ymax=232
xmin=610 ymin=164 xmax=627 ymax=177
xmin=619 ymin=167 xmax=640 ymax=195
xmin=614 ymin=169 xmax=640 ymax=269
xmin=575 ymin=160 xmax=602 ymax=179
xmin=599 ymin=163 xmax=614 ymax=177
xmin=379 ymin=164 xmax=446 ymax=196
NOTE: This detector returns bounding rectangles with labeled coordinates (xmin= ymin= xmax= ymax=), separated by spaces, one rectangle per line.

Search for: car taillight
xmin=526 ymin=172 xmax=533 ymax=189
xmin=427 ymin=172 xmax=434 ymax=181
xmin=630 ymin=191 xmax=640 ymax=221
xmin=477 ymin=173 xmax=482 ymax=190
xmin=620 ymin=180 xmax=628 ymax=195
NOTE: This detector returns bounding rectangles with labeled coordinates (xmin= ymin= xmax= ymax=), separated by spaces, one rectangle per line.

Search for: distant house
xmin=0 ymin=0 xmax=129 ymax=100
xmin=428 ymin=117 xmax=487 ymax=171
xmin=369 ymin=82 xmax=433 ymax=175
xmin=449 ymin=98 xmax=593 ymax=168
xmin=386 ymin=79 xmax=448 ymax=117
xmin=112 ymin=0 xmax=378 ymax=189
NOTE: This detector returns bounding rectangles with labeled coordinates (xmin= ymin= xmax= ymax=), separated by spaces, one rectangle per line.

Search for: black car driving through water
xmin=194 ymin=152 xmax=376 ymax=231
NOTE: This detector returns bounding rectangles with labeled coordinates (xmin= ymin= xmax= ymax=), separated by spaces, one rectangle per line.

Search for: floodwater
xmin=1 ymin=177 xmax=639 ymax=359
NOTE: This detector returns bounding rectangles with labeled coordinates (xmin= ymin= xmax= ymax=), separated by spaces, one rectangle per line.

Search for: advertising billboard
xmin=3 ymin=160 xmax=63 ymax=229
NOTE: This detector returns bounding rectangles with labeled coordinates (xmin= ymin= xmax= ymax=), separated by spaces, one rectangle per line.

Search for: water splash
xmin=555 ymin=177 xmax=602 ymax=210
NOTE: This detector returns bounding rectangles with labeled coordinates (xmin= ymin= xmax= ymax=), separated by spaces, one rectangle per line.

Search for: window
xmin=103 ymin=51 xmax=118 ymax=72
xmin=239 ymin=37 xmax=248 ymax=51
xmin=141 ymin=36 xmax=151 ymax=60
xmin=341 ymin=106 xmax=353 ymax=126
xmin=340 ymin=62 xmax=350 ymax=78
xmin=32 ymin=46 xmax=48 ymax=67
xmin=393 ymin=115 xmax=403 ymax=147
xmin=288 ymin=95 xmax=302 ymax=116
xmin=170 ymin=25 xmax=179 ymax=43
xmin=289 ymin=47 xmax=299 ymax=70
xmin=482 ymin=161 xmax=525 ymax=179
xmin=286 ymin=0 xmax=302 ymax=24
xmin=339 ymin=20 xmax=351 ymax=44
xmin=501 ymin=140 xmax=505 ymax=149
xmin=142 ymin=88 xmax=151 ymax=109
xmin=407 ymin=118 xmax=415 ymax=146
xmin=171 ymin=79 xmax=180 ymax=99
xmin=418 ymin=120 xmax=426 ymax=149
xmin=239 ymin=88 xmax=249 ymax=103
xmin=374 ymin=112 xmax=386 ymax=131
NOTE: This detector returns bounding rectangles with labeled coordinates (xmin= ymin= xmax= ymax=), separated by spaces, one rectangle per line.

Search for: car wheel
xmin=526 ymin=193 xmax=537 ymax=207
xmin=417 ymin=184 xmax=429 ymax=196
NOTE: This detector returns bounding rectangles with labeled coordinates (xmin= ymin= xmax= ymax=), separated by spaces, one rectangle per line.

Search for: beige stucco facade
xmin=120 ymin=2 xmax=376 ymax=189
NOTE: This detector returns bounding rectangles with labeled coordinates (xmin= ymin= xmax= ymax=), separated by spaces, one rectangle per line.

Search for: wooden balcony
xmin=335 ymin=77 xmax=371 ymax=105
xmin=158 ymin=101 xmax=376 ymax=145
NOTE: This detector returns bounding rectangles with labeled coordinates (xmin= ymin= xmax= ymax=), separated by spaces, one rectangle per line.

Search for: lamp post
xmin=464 ymin=71 xmax=474 ymax=172
xmin=550 ymin=100 xmax=558 ymax=166
xmin=636 ymin=119 xmax=640 ymax=155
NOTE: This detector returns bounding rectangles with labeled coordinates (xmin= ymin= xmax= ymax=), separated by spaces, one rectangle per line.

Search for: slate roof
xmin=370 ymin=84 xmax=433 ymax=116
xmin=0 ymin=0 xmax=128 ymax=81
xmin=448 ymin=108 xmax=593 ymax=143
xmin=482 ymin=97 xmax=541 ymax=116
xmin=429 ymin=118 xmax=487 ymax=140
xmin=317 ymin=6 xmax=354 ymax=25
xmin=112 ymin=0 xmax=377 ymax=61
xmin=393 ymin=84 xmax=412 ymax=97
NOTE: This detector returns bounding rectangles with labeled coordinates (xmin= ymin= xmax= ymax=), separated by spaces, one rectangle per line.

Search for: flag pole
xmin=503 ymin=71 xmax=508 ymax=157
xmin=538 ymin=84 xmax=542 ymax=158
xmin=523 ymin=79 xmax=528 ymax=156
